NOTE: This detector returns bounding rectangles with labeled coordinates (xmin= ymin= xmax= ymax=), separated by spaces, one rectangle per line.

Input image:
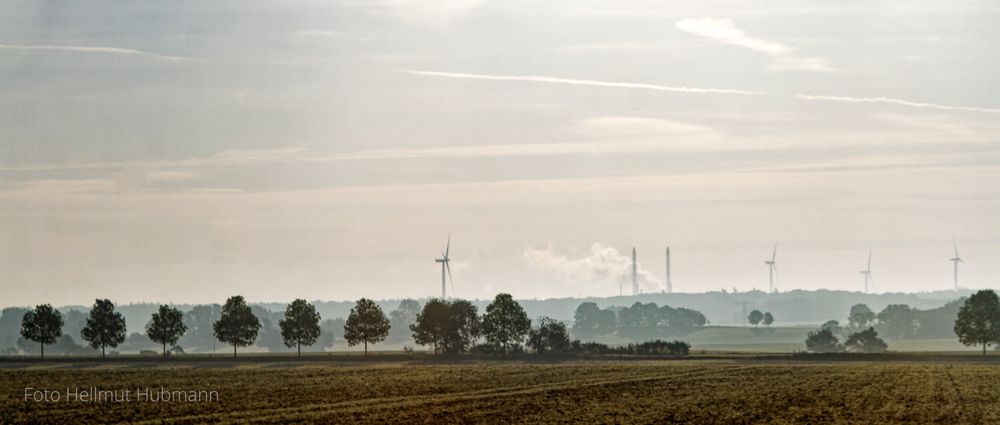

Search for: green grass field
xmin=4 ymin=354 xmax=1000 ymax=424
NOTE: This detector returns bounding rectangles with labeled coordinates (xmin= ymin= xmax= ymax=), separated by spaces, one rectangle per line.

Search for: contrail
xmin=793 ymin=94 xmax=1000 ymax=114
xmin=0 ymin=44 xmax=200 ymax=61
xmin=404 ymin=69 xmax=1000 ymax=114
xmin=403 ymin=70 xmax=769 ymax=95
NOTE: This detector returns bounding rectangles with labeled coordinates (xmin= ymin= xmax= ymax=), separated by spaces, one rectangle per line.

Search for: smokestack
xmin=666 ymin=247 xmax=672 ymax=294
xmin=632 ymin=247 xmax=639 ymax=296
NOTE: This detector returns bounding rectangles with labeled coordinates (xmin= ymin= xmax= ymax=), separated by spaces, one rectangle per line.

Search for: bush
xmin=805 ymin=328 xmax=843 ymax=353
xmin=844 ymin=327 xmax=888 ymax=353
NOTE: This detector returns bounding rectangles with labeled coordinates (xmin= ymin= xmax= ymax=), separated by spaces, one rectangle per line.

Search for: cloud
xmin=523 ymin=243 xmax=663 ymax=295
xmin=369 ymin=0 xmax=485 ymax=27
xmin=403 ymin=70 xmax=768 ymax=95
xmin=674 ymin=17 xmax=833 ymax=72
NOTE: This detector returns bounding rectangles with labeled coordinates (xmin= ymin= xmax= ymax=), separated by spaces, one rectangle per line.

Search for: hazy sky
xmin=1 ymin=0 xmax=998 ymax=306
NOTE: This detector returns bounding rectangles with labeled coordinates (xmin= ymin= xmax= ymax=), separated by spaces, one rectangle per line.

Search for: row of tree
xmin=18 ymin=293 xmax=615 ymax=358
xmin=747 ymin=310 xmax=774 ymax=327
xmin=571 ymin=302 xmax=707 ymax=341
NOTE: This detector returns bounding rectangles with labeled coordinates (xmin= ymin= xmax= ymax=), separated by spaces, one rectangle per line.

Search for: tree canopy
xmin=80 ymin=299 xmax=127 ymax=359
xmin=848 ymin=304 xmax=875 ymax=329
xmin=844 ymin=327 xmax=888 ymax=353
xmin=343 ymin=298 xmax=390 ymax=356
xmin=805 ymin=328 xmax=842 ymax=353
xmin=213 ymin=295 xmax=261 ymax=358
xmin=528 ymin=317 xmax=570 ymax=355
xmin=411 ymin=298 xmax=480 ymax=354
xmin=279 ymin=299 xmax=322 ymax=356
xmin=146 ymin=305 xmax=187 ymax=359
xmin=954 ymin=290 xmax=1000 ymax=355
xmin=571 ymin=302 xmax=616 ymax=339
xmin=481 ymin=293 xmax=531 ymax=353
xmin=20 ymin=304 xmax=63 ymax=359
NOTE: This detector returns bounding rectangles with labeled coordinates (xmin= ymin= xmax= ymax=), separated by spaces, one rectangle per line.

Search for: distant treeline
xmin=571 ymin=302 xmax=707 ymax=341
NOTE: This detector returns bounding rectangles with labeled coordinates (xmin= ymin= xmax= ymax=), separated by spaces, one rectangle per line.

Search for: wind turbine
xmin=950 ymin=241 xmax=964 ymax=290
xmin=435 ymin=234 xmax=453 ymax=299
xmin=860 ymin=248 xmax=873 ymax=294
xmin=764 ymin=244 xmax=778 ymax=293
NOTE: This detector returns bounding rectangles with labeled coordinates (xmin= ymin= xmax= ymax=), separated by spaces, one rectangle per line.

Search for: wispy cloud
xmin=404 ymin=69 xmax=1000 ymax=114
xmin=0 ymin=44 xmax=200 ymax=62
xmin=675 ymin=17 xmax=833 ymax=72
xmin=403 ymin=70 xmax=768 ymax=95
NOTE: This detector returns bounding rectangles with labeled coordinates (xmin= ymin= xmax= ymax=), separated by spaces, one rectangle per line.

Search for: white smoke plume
xmin=523 ymin=243 xmax=663 ymax=295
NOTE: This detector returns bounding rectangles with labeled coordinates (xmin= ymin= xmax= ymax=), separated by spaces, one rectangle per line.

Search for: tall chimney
xmin=632 ymin=247 xmax=639 ymax=295
xmin=666 ymin=247 xmax=672 ymax=294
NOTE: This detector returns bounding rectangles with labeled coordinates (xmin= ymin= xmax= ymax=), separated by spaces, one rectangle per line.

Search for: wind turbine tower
xmin=950 ymin=241 xmax=964 ymax=290
xmin=632 ymin=247 xmax=639 ymax=296
xmin=434 ymin=235 xmax=453 ymax=299
xmin=764 ymin=244 xmax=778 ymax=293
xmin=665 ymin=247 xmax=673 ymax=294
xmin=860 ymin=248 xmax=873 ymax=294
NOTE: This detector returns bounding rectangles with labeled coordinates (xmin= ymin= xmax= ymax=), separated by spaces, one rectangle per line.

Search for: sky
xmin=1 ymin=0 xmax=998 ymax=306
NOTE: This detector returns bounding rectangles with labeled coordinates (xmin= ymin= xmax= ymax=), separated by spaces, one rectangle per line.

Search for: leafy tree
xmin=411 ymin=299 xmax=449 ymax=353
xmin=844 ymin=327 xmax=888 ymax=353
xmin=279 ymin=299 xmax=322 ymax=356
xmin=763 ymin=312 xmax=774 ymax=327
xmin=618 ymin=302 xmax=661 ymax=341
xmin=213 ymin=296 xmax=261 ymax=358
xmin=146 ymin=305 xmax=187 ymax=359
xmin=572 ymin=302 xmax=616 ymax=339
xmin=805 ymin=328 xmax=842 ymax=353
xmin=481 ymin=293 xmax=531 ymax=353
xmin=20 ymin=304 xmax=63 ymax=359
xmin=748 ymin=310 xmax=764 ymax=327
xmin=411 ymin=298 xmax=480 ymax=354
xmin=80 ymin=299 xmax=127 ymax=360
xmin=877 ymin=304 xmax=915 ymax=339
xmin=666 ymin=307 xmax=707 ymax=330
xmin=820 ymin=320 xmax=842 ymax=337
xmin=388 ymin=299 xmax=421 ymax=343
xmin=180 ymin=304 xmax=222 ymax=352
xmin=1 ymin=307 xmax=30 ymax=350
xmin=528 ymin=317 xmax=571 ymax=355
xmin=848 ymin=304 xmax=876 ymax=329
xmin=954 ymin=290 xmax=1000 ymax=355
xmin=250 ymin=306 xmax=285 ymax=353
xmin=344 ymin=298 xmax=391 ymax=357
xmin=316 ymin=318 xmax=343 ymax=350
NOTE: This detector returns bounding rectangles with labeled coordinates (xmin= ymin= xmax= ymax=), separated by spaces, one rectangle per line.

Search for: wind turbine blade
xmin=446 ymin=262 xmax=454 ymax=294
